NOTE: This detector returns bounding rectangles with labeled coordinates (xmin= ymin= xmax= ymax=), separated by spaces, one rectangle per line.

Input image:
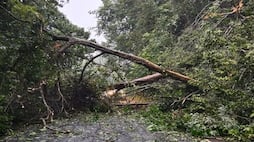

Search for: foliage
xmin=0 ymin=96 xmax=11 ymax=135
xmin=142 ymin=105 xmax=254 ymax=141
xmin=0 ymin=0 xmax=102 ymax=136
xmin=97 ymin=0 xmax=254 ymax=141
xmin=0 ymin=0 xmax=253 ymax=141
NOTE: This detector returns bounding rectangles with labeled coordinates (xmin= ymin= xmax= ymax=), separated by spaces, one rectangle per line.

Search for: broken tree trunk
xmin=51 ymin=35 xmax=193 ymax=82
xmin=112 ymin=73 xmax=163 ymax=90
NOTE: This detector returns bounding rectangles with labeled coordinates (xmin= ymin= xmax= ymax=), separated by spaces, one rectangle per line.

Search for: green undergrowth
xmin=140 ymin=105 xmax=254 ymax=142
xmin=0 ymin=96 xmax=12 ymax=136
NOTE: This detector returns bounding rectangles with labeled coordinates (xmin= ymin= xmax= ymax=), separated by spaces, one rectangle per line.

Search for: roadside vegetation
xmin=0 ymin=0 xmax=253 ymax=141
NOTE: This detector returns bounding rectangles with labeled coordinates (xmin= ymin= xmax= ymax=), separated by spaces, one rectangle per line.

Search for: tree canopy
xmin=0 ymin=0 xmax=91 ymax=134
xmin=0 ymin=0 xmax=254 ymax=141
xmin=96 ymin=0 xmax=254 ymax=140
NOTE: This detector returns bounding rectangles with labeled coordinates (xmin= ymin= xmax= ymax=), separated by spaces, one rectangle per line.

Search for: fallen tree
xmin=112 ymin=73 xmax=163 ymax=90
xmin=49 ymin=34 xmax=193 ymax=83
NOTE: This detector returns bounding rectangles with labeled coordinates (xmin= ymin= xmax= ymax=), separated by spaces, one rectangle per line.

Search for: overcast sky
xmin=58 ymin=0 xmax=106 ymax=43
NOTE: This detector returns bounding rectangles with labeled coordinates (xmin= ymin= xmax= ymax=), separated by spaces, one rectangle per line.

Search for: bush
xmin=0 ymin=96 xmax=12 ymax=136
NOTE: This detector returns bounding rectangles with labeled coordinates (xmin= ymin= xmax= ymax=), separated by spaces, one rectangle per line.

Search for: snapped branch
xmin=112 ymin=73 xmax=163 ymax=90
xmin=50 ymin=35 xmax=193 ymax=82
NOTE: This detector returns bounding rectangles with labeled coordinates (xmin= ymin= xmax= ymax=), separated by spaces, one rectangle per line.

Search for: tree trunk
xmin=112 ymin=73 xmax=163 ymax=90
xmin=51 ymin=35 xmax=193 ymax=82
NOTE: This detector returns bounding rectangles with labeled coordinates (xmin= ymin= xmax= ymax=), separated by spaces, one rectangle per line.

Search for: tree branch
xmin=79 ymin=52 xmax=105 ymax=83
xmin=0 ymin=4 xmax=30 ymax=23
xmin=39 ymin=80 xmax=54 ymax=122
xmin=50 ymin=35 xmax=193 ymax=82
xmin=111 ymin=73 xmax=163 ymax=90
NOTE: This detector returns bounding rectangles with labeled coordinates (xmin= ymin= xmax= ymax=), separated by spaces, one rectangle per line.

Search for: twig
xmin=212 ymin=14 xmax=229 ymax=29
xmin=191 ymin=2 xmax=213 ymax=27
xmin=224 ymin=25 xmax=233 ymax=37
xmin=232 ymin=68 xmax=246 ymax=89
xmin=169 ymin=90 xmax=199 ymax=108
xmin=124 ymin=84 xmax=159 ymax=96
xmin=181 ymin=90 xmax=199 ymax=105
xmin=114 ymin=103 xmax=150 ymax=106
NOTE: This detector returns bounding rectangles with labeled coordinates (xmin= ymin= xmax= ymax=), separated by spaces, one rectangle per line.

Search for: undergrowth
xmin=141 ymin=105 xmax=254 ymax=142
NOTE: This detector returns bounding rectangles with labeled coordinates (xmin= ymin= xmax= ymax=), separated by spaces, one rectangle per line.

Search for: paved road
xmin=3 ymin=113 xmax=194 ymax=142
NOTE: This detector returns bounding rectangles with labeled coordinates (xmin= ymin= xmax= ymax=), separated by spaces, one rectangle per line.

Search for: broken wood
xmin=39 ymin=80 xmax=54 ymax=123
xmin=50 ymin=35 xmax=193 ymax=82
xmin=112 ymin=73 xmax=163 ymax=90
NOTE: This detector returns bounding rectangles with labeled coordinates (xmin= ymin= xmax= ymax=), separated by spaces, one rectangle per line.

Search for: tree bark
xmin=51 ymin=35 xmax=193 ymax=82
xmin=112 ymin=73 xmax=163 ymax=90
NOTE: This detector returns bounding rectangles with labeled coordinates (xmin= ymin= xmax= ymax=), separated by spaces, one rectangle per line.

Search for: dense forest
xmin=0 ymin=0 xmax=254 ymax=141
